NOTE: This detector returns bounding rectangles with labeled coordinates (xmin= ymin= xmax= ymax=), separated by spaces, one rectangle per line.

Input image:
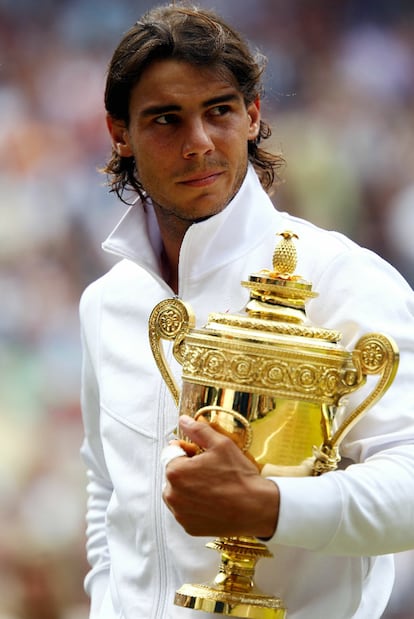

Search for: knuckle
xmin=165 ymin=460 xmax=182 ymax=483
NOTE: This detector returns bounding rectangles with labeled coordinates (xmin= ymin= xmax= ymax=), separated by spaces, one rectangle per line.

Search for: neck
xmin=154 ymin=210 xmax=193 ymax=294
xmin=160 ymin=241 xmax=180 ymax=293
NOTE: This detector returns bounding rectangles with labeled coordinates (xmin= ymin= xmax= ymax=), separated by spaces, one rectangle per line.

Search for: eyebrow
xmin=140 ymin=93 xmax=242 ymax=118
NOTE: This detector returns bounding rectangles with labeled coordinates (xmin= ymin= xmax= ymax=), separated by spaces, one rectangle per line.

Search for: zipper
xmin=152 ymin=340 xmax=176 ymax=618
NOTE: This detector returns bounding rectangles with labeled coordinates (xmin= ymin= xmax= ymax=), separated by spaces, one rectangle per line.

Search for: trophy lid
xmin=206 ymin=231 xmax=341 ymax=344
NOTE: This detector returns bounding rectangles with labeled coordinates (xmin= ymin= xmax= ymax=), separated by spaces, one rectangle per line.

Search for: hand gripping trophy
xmin=148 ymin=231 xmax=399 ymax=619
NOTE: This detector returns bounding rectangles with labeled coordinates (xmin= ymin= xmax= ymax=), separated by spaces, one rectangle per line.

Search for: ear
xmin=247 ymin=97 xmax=261 ymax=140
xmin=106 ymin=114 xmax=133 ymax=157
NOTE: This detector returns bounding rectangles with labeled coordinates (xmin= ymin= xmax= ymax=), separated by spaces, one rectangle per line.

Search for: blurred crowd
xmin=0 ymin=1 xmax=413 ymax=617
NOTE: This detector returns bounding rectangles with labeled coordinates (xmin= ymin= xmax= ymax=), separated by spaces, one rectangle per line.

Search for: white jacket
xmin=80 ymin=166 xmax=414 ymax=619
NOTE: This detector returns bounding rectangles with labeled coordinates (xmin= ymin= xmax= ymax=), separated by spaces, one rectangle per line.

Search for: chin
xmin=193 ymin=214 xmax=215 ymax=223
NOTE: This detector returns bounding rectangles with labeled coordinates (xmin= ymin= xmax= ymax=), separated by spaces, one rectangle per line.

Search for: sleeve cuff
xmin=268 ymin=472 xmax=344 ymax=551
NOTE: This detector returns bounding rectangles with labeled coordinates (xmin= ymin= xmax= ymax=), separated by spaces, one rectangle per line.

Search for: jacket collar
xmin=102 ymin=195 xmax=162 ymax=275
xmin=102 ymin=165 xmax=284 ymax=279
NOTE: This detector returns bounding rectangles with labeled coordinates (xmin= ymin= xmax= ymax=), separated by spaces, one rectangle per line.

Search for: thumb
xmin=178 ymin=414 xmax=224 ymax=451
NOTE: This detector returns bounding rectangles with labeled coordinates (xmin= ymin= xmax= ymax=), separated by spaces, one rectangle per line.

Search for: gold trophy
xmin=148 ymin=231 xmax=399 ymax=619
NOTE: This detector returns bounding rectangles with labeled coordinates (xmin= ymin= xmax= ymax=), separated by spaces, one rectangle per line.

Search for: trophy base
xmin=175 ymin=583 xmax=286 ymax=618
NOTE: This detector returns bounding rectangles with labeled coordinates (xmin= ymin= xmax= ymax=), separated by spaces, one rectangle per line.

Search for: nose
xmin=181 ymin=119 xmax=215 ymax=159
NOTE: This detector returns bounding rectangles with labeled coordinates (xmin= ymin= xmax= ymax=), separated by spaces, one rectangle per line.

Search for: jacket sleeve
xmin=267 ymin=246 xmax=414 ymax=556
xmin=79 ymin=282 xmax=112 ymax=616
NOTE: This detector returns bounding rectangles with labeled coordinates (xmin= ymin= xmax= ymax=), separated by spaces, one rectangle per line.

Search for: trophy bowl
xmin=148 ymin=231 xmax=399 ymax=618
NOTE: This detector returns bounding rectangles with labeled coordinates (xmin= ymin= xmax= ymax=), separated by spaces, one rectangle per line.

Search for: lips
xmin=179 ymin=171 xmax=223 ymax=187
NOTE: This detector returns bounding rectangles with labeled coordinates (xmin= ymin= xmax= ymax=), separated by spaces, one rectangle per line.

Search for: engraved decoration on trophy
xmin=148 ymin=231 xmax=399 ymax=619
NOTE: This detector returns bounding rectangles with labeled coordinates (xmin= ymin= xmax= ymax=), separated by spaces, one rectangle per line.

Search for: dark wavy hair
xmin=103 ymin=3 xmax=285 ymax=203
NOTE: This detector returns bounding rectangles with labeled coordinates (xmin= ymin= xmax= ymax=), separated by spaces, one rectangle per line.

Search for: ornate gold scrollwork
xmin=312 ymin=332 xmax=399 ymax=475
xmin=148 ymin=298 xmax=195 ymax=406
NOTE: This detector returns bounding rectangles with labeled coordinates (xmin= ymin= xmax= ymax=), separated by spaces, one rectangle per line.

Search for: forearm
xmin=270 ymin=444 xmax=414 ymax=556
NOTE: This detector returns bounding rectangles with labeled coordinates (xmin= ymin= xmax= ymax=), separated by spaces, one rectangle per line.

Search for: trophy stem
xmin=174 ymin=536 xmax=286 ymax=618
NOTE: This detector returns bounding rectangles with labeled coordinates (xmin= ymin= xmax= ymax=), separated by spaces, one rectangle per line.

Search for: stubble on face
xmin=136 ymin=142 xmax=248 ymax=231
xmin=148 ymin=160 xmax=247 ymax=224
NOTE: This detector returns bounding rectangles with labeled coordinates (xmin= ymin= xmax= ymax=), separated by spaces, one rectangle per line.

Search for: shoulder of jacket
xmin=276 ymin=211 xmax=356 ymax=250
xmin=273 ymin=211 xmax=363 ymax=277
xmin=79 ymin=260 xmax=133 ymax=315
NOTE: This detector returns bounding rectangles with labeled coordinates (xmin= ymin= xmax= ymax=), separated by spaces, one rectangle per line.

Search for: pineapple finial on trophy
xmin=240 ymin=230 xmax=317 ymax=324
xmin=272 ymin=230 xmax=299 ymax=277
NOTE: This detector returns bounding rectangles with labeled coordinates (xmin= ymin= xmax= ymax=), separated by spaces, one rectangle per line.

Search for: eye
xmin=209 ymin=104 xmax=231 ymax=117
xmin=154 ymin=113 xmax=179 ymax=125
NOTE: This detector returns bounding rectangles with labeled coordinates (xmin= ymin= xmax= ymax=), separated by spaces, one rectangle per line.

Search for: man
xmin=79 ymin=4 xmax=414 ymax=618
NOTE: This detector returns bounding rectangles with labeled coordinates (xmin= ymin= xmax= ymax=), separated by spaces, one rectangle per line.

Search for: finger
xmin=177 ymin=439 xmax=202 ymax=457
xmin=179 ymin=414 xmax=227 ymax=451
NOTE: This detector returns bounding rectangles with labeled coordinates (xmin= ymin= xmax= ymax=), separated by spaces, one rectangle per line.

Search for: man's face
xmin=108 ymin=59 xmax=260 ymax=225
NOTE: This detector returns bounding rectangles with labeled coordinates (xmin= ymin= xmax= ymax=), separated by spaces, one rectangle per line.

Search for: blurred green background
xmin=0 ymin=1 xmax=413 ymax=617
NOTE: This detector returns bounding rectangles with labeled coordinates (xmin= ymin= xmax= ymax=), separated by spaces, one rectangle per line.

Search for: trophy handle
xmin=313 ymin=333 xmax=399 ymax=475
xmin=148 ymin=298 xmax=195 ymax=406
xmin=194 ymin=406 xmax=253 ymax=452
